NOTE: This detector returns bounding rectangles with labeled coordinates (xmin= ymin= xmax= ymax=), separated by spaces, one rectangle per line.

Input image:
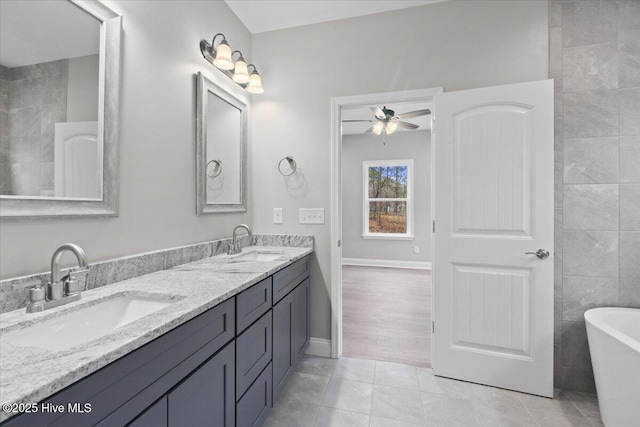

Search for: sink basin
xmin=1 ymin=294 xmax=175 ymax=351
xmin=227 ymin=251 xmax=286 ymax=263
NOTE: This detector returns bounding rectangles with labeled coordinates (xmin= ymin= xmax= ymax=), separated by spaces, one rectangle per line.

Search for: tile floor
xmin=342 ymin=266 xmax=431 ymax=367
xmin=264 ymin=356 xmax=602 ymax=427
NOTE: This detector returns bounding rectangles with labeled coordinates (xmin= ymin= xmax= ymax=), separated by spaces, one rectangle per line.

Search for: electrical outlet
xmin=273 ymin=208 xmax=283 ymax=224
xmin=414 ymin=246 xmax=420 ymax=254
xmin=299 ymin=208 xmax=325 ymax=224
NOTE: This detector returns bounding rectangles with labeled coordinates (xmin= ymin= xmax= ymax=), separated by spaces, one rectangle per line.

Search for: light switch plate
xmin=273 ymin=208 xmax=283 ymax=224
xmin=299 ymin=208 xmax=324 ymax=224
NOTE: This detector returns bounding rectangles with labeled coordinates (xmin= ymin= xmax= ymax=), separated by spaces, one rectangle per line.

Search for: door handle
xmin=525 ymin=249 xmax=550 ymax=260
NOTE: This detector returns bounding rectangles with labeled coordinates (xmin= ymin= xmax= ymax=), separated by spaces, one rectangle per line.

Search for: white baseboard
xmin=305 ymin=337 xmax=332 ymax=358
xmin=342 ymin=257 xmax=432 ymax=270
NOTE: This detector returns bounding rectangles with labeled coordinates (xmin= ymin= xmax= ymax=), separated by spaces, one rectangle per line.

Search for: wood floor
xmin=342 ymin=265 xmax=431 ymax=367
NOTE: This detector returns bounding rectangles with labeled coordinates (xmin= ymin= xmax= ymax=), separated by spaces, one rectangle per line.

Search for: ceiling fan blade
xmin=371 ymin=107 xmax=385 ymax=119
xmin=342 ymin=119 xmax=374 ymax=122
xmin=364 ymin=126 xmax=374 ymax=134
xmin=395 ymin=121 xmax=420 ymax=130
xmin=395 ymin=109 xmax=431 ymax=120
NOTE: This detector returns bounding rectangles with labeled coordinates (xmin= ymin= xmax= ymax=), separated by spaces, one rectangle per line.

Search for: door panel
xmin=433 ymin=80 xmax=553 ymax=397
xmin=293 ymin=278 xmax=311 ymax=361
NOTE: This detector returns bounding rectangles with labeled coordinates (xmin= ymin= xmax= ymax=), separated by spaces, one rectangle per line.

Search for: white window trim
xmin=362 ymin=159 xmax=414 ymax=240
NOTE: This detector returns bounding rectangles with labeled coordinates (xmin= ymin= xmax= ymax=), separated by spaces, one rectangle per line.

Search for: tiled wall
xmin=551 ymin=0 xmax=640 ymax=392
xmin=0 ymin=59 xmax=68 ymax=196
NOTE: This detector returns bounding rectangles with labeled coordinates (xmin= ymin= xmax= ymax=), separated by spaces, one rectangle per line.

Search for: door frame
xmin=330 ymin=87 xmax=443 ymax=358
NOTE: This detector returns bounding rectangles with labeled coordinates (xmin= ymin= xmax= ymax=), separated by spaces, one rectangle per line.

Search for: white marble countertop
xmin=0 ymin=245 xmax=313 ymax=422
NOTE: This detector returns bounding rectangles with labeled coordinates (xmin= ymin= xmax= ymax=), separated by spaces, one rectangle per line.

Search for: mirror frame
xmin=0 ymin=0 xmax=121 ymax=219
xmin=196 ymin=72 xmax=248 ymax=215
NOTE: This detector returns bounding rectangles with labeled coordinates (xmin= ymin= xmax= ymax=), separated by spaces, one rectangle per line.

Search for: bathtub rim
xmin=584 ymin=307 xmax=640 ymax=353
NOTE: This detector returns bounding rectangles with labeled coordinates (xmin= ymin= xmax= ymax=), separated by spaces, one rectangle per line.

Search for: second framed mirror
xmin=196 ymin=72 xmax=247 ymax=214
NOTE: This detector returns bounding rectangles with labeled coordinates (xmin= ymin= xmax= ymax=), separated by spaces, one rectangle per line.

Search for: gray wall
xmin=551 ymin=0 xmax=640 ymax=392
xmin=0 ymin=0 xmax=253 ymax=279
xmin=342 ymin=130 xmax=431 ymax=263
xmin=0 ymin=66 xmax=9 ymax=193
xmin=251 ymin=0 xmax=549 ymax=342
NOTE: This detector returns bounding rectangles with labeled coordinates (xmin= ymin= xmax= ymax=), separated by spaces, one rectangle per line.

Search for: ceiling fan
xmin=342 ymin=106 xmax=431 ymax=142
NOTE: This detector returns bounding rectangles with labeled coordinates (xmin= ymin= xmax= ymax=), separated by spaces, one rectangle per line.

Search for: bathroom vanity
xmin=0 ymin=246 xmax=312 ymax=427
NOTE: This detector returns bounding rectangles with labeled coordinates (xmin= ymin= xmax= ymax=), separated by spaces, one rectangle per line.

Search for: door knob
xmin=525 ymin=249 xmax=550 ymax=260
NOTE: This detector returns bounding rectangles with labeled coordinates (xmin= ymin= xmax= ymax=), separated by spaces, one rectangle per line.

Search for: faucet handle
xmin=63 ymin=268 xmax=90 ymax=296
xmin=11 ymin=278 xmax=44 ymax=290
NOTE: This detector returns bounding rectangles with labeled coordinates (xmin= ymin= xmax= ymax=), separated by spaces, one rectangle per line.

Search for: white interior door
xmin=54 ymin=121 xmax=101 ymax=199
xmin=433 ymin=80 xmax=554 ymax=397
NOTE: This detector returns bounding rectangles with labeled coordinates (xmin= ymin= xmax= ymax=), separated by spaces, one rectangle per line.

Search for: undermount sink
xmin=227 ymin=251 xmax=286 ymax=263
xmin=1 ymin=294 xmax=176 ymax=351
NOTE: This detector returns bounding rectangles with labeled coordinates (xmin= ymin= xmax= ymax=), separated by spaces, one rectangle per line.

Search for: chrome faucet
xmin=23 ymin=244 xmax=90 ymax=313
xmin=228 ymin=224 xmax=252 ymax=255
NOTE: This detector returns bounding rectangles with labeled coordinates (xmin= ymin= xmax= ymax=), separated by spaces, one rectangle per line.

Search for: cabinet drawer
xmin=236 ymin=277 xmax=272 ymax=334
xmin=236 ymin=310 xmax=272 ymax=400
xmin=236 ymin=363 xmax=272 ymax=427
xmin=273 ymin=256 xmax=310 ymax=304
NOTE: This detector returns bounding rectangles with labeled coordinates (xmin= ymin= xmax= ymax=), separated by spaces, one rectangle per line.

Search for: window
xmin=362 ymin=160 xmax=413 ymax=239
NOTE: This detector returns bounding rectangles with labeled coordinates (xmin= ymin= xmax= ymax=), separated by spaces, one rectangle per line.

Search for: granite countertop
xmin=0 ymin=245 xmax=313 ymax=421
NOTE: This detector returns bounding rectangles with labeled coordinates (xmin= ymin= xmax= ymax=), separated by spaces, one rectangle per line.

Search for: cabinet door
xmin=127 ymin=397 xmax=167 ymax=427
xmin=236 ymin=364 xmax=272 ymax=427
xmin=293 ymin=278 xmax=311 ymax=363
xmin=272 ymin=291 xmax=295 ymax=403
xmin=167 ymin=343 xmax=235 ymax=427
xmin=236 ymin=310 xmax=272 ymax=400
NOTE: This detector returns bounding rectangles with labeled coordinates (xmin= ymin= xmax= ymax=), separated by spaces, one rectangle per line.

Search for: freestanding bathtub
xmin=585 ymin=307 xmax=640 ymax=427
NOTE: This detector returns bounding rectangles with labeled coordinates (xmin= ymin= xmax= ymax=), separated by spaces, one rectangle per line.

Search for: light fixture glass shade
xmin=213 ymin=40 xmax=234 ymax=70
xmin=232 ymin=57 xmax=250 ymax=84
xmin=247 ymin=71 xmax=264 ymax=94
xmin=372 ymin=121 xmax=384 ymax=135
xmin=386 ymin=121 xmax=398 ymax=134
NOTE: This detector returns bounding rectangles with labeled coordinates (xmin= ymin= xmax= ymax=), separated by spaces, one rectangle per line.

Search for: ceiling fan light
xmin=372 ymin=121 xmax=384 ymax=135
xmin=386 ymin=121 xmax=398 ymax=134
xmin=247 ymin=69 xmax=264 ymax=94
xmin=213 ymin=39 xmax=234 ymax=70
xmin=232 ymin=56 xmax=250 ymax=84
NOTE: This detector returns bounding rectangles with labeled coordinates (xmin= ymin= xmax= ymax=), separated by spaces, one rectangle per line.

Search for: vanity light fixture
xmin=231 ymin=51 xmax=250 ymax=84
xmin=200 ymin=33 xmax=264 ymax=94
xmin=210 ymin=34 xmax=234 ymax=70
xmin=247 ymin=65 xmax=264 ymax=94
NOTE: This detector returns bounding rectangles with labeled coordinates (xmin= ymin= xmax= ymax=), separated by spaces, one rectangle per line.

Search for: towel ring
xmin=278 ymin=156 xmax=297 ymax=176
xmin=206 ymin=159 xmax=223 ymax=178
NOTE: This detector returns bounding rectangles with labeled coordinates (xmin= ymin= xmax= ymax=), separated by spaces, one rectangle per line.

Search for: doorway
xmin=329 ymin=88 xmax=442 ymax=365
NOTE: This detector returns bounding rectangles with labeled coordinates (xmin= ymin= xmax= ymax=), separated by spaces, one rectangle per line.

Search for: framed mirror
xmin=196 ymin=72 xmax=247 ymax=214
xmin=0 ymin=0 xmax=121 ymax=219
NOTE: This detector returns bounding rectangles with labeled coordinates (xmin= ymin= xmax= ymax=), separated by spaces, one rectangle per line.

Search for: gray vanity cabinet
xmin=272 ymin=259 xmax=311 ymax=404
xmin=0 ymin=255 xmax=311 ymax=427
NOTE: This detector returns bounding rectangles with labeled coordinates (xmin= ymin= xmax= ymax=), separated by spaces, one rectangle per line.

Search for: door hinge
xmin=432 ymin=321 xmax=435 ymax=334
xmin=432 ymin=220 xmax=435 ymax=233
xmin=432 ymin=118 xmax=435 ymax=134
xmin=338 ymin=240 xmax=341 ymax=248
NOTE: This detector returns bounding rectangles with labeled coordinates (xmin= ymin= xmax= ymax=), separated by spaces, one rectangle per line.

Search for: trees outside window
xmin=363 ymin=160 xmax=413 ymax=238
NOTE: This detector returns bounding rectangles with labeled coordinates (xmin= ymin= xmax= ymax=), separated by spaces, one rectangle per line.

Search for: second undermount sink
xmin=1 ymin=294 xmax=177 ymax=351
xmin=227 ymin=250 xmax=287 ymax=263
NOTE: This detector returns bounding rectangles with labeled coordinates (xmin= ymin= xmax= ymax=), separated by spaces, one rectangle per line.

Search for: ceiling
xmin=341 ymin=101 xmax=432 ymax=136
xmin=224 ymin=0 xmax=446 ymax=34
xmin=0 ymin=0 xmax=100 ymax=68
